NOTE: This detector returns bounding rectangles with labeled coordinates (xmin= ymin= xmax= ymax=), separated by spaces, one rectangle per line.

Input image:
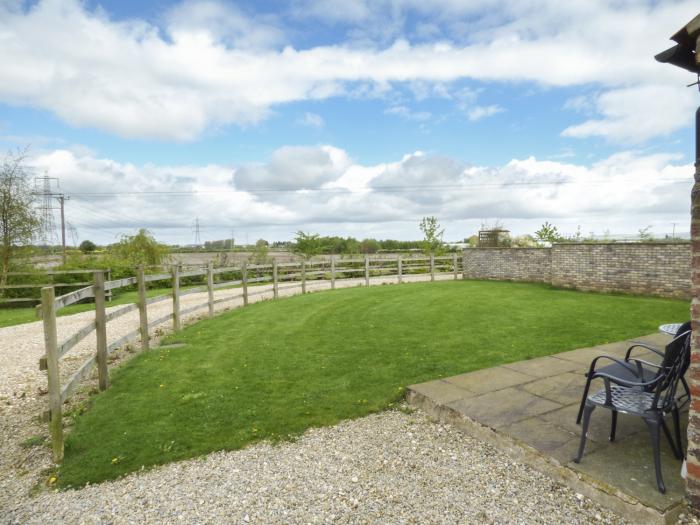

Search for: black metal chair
xmin=574 ymin=330 xmax=691 ymax=493
xmin=576 ymin=321 xmax=691 ymax=425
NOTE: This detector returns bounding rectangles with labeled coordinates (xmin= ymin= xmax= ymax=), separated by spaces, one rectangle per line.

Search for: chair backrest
xmin=676 ymin=321 xmax=692 ymax=337
xmin=653 ymin=330 xmax=691 ymax=411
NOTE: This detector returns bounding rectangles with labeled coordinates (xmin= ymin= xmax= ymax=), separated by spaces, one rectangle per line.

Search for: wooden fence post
xmin=207 ymin=262 xmax=214 ymax=318
xmin=94 ymin=271 xmax=109 ymax=391
xmin=462 ymin=252 xmax=467 ymax=280
xmin=397 ymin=255 xmax=402 ymax=283
xmin=106 ymin=268 xmax=113 ymax=302
xmin=172 ymin=265 xmax=181 ymax=331
xmin=241 ymin=262 xmax=249 ymax=305
xmin=453 ymin=252 xmax=458 ymax=280
xmin=430 ymin=254 xmax=435 ymax=282
xmin=331 ymin=257 xmax=336 ymax=289
xmin=137 ymin=266 xmax=149 ymax=351
xmin=272 ymin=260 xmax=279 ymax=299
xmin=301 ymin=260 xmax=307 ymax=294
xmin=365 ymin=256 xmax=370 ymax=287
xmin=42 ymin=286 xmax=63 ymax=463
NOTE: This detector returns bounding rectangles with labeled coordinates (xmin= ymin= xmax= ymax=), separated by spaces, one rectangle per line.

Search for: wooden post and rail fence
xmin=0 ymin=269 xmax=112 ymax=305
xmin=37 ymin=254 xmax=465 ymax=461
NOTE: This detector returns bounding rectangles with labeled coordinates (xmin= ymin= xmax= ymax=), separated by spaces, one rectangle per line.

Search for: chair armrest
xmin=627 ymin=358 xmax=663 ymax=370
xmin=591 ymin=371 xmax=662 ymax=389
xmin=587 ymin=355 xmax=640 ymax=378
xmin=625 ymin=342 xmax=664 ymax=360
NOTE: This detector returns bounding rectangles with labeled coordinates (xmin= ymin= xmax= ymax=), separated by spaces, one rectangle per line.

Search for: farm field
xmin=57 ymin=280 xmax=688 ymax=487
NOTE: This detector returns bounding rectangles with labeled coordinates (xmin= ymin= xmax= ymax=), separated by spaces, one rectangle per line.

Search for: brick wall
xmin=462 ymin=242 xmax=690 ymax=299
xmin=461 ymin=247 xmax=551 ymax=283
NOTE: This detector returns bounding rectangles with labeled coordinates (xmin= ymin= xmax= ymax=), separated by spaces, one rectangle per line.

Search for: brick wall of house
xmin=462 ymin=242 xmax=691 ymax=299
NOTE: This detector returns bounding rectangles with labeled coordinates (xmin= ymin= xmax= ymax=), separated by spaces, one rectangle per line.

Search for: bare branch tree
xmin=0 ymin=148 xmax=41 ymax=289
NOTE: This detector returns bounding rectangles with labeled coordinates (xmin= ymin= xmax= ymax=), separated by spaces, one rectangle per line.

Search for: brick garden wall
xmin=462 ymin=242 xmax=691 ymax=299
xmin=461 ymin=248 xmax=552 ymax=283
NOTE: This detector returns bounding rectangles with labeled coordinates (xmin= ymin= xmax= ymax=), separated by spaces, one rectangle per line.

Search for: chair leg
xmin=644 ymin=418 xmax=666 ymax=494
xmin=609 ymin=410 xmax=618 ymax=442
xmin=672 ymin=407 xmax=684 ymax=461
xmin=576 ymin=375 xmax=593 ymax=425
xmin=575 ymin=403 xmax=595 ymax=463
xmin=660 ymin=420 xmax=679 ymax=460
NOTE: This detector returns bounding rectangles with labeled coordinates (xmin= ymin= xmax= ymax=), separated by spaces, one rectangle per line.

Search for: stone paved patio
xmin=407 ymin=332 xmax=688 ymax=524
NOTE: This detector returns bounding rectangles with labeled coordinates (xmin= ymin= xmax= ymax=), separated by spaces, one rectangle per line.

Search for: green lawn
xmin=0 ymin=286 xmax=194 ymax=328
xmin=57 ymin=280 xmax=688 ymax=487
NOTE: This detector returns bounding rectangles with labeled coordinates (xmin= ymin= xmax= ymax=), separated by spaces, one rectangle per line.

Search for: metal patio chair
xmin=576 ymin=321 xmax=691 ymax=425
xmin=574 ymin=329 xmax=691 ymax=493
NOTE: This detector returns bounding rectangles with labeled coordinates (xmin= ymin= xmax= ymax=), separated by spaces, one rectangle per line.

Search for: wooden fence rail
xmin=39 ymin=254 xmax=465 ymax=461
xmin=1 ymin=269 xmax=112 ymax=305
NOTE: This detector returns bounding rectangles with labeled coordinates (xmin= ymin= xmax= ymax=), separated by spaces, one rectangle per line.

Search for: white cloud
xmin=562 ymin=84 xmax=698 ymax=143
xmin=0 ymin=0 xmax=698 ymax=141
xmin=297 ymin=112 xmax=325 ymax=127
xmin=234 ymin=145 xmax=350 ymax=191
xmin=29 ymin=145 xmax=693 ymax=244
xmin=385 ymin=105 xmax=432 ymax=122
xmin=165 ymin=0 xmax=285 ymax=49
xmin=467 ymin=104 xmax=503 ymax=122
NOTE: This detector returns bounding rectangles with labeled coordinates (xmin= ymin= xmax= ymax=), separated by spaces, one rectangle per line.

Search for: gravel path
xmin=5 ymin=409 xmax=626 ymax=524
xmin=0 ymin=273 xmax=631 ymax=523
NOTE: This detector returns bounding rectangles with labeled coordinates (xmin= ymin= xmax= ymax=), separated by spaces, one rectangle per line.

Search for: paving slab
xmin=539 ymin=403 xmax=647 ymax=444
xmin=567 ymin=430 xmax=685 ymax=512
xmin=407 ymin=379 xmax=474 ymax=405
xmin=407 ymin=332 xmax=687 ymax=524
xmin=520 ymin=372 xmax=587 ymax=405
xmin=502 ymin=355 xmax=582 ymax=377
xmin=443 ymin=366 xmax=533 ymax=394
xmin=554 ymin=341 xmax=631 ymax=365
xmin=502 ymin=416 xmax=601 ymax=465
xmin=446 ymin=387 xmax=562 ymax=428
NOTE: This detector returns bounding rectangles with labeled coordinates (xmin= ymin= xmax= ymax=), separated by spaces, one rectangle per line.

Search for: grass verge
xmin=0 ymin=286 xmax=194 ymax=328
xmin=58 ymin=280 xmax=688 ymax=487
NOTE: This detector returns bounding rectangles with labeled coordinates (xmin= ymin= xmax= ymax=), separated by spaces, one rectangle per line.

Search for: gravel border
xmin=4 ymin=408 xmax=629 ymax=524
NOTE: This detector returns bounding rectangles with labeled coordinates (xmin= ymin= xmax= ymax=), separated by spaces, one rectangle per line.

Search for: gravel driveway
xmin=0 ymin=274 xmax=628 ymax=523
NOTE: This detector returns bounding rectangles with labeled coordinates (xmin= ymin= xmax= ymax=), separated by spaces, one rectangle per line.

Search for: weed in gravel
xmin=19 ymin=435 xmax=46 ymax=449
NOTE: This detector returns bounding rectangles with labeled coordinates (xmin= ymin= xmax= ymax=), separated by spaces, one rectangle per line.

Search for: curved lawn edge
xmin=57 ymin=280 xmax=688 ymax=487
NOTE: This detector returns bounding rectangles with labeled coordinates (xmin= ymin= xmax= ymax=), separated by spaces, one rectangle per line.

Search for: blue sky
xmin=0 ymin=0 xmax=699 ymax=245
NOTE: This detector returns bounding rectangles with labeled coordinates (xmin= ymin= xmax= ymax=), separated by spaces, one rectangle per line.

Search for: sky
xmin=1 ymin=0 xmax=699 ymax=245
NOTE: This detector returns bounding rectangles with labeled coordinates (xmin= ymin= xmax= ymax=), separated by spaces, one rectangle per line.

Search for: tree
xmin=0 ymin=149 xmax=41 ymax=287
xmin=109 ymin=229 xmax=170 ymax=266
xmin=79 ymin=239 xmax=97 ymax=253
xmin=534 ymin=222 xmax=562 ymax=244
xmin=638 ymin=225 xmax=654 ymax=242
xmin=419 ymin=216 xmax=445 ymax=254
xmin=251 ymin=238 xmax=270 ymax=264
xmin=292 ymin=231 xmax=323 ymax=259
xmin=359 ymin=238 xmax=380 ymax=254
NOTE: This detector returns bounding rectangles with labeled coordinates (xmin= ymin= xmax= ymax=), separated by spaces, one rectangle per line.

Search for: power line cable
xmin=63 ymin=176 xmax=691 ymax=197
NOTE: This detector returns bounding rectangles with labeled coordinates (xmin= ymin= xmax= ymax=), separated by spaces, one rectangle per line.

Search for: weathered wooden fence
xmin=0 ymin=269 xmax=111 ymax=305
xmin=39 ymin=254 xmax=464 ymax=461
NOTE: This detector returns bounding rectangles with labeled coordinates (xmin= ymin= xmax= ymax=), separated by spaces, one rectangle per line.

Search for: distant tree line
xmin=292 ymin=232 xmax=428 ymax=257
